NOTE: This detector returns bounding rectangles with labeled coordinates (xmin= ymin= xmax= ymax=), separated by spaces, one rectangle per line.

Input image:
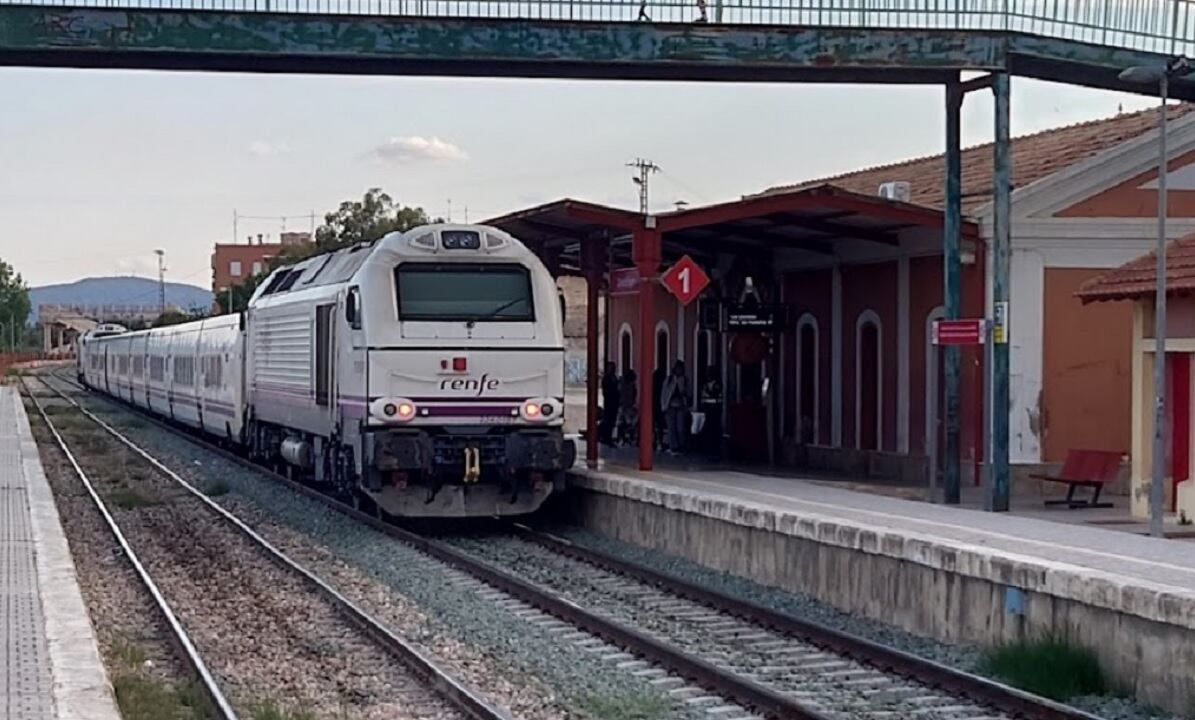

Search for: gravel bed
xmin=58 ymin=384 xmax=718 ymax=720
xmin=24 ymin=395 xmax=201 ymax=703
xmin=445 ymin=532 xmax=1011 ymax=720
xmin=539 ymin=528 xmax=1176 ymax=720
xmin=43 ymin=394 xmax=472 ymax=720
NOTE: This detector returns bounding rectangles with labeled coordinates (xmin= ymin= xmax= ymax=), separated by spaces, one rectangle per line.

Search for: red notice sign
xmin=932 ymin=318 xmax=987 ymax=346
xmin=610 ymin=268 xmax=640 ymax=296
xmin=660 ymin=255 xmax=710 ymax=307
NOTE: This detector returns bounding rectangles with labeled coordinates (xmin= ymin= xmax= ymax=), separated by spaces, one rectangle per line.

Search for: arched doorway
xmin=856 ymin=311 xmax=882 ymax=451
xmin=618 ymin=324 xmax=633 ymax=374
xmin=655 ymin=322 xmax=670 ymax=372
xmin=795 ymin=314 xmax=819 ymax=445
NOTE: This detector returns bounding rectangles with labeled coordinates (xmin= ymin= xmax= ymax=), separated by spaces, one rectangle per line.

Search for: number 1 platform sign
xmin=661 ymin=255 xmax=710 ymax=306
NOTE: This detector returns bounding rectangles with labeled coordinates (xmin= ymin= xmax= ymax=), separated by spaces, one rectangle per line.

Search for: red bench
xmin=1029 ymin=449 xmax=1123 ymax=509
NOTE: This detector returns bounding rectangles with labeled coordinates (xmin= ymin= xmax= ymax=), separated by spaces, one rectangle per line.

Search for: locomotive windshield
xmin=395 ymin=263 xmax=534 ymax=322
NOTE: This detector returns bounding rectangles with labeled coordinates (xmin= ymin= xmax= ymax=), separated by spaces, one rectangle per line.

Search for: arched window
xmin=855 ymin=310 xmax=883 ymax=451
xmin=655 ymin=321 xmax=670 ymax=372
xmin=795 ymin=314 xmax=819 ymax=445
xmin=618 ymin=323 xmax=633 ymax=375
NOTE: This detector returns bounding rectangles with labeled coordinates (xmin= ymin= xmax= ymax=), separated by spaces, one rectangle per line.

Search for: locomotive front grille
xmin=431 ymin=434 xmax=508 ymax=467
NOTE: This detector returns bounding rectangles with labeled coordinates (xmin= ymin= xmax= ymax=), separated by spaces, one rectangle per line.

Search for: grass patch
xmin=576 ymin=690 xmax=671 ymax=720
xmin=203 ymin=480 xmax=231 ymax=497
xmin=112 ymin=673 xmax=212 ymax=720
xmin=108 ymin=639 xmax=211 ymax=720
xmin=109 ymin=637 xmax=148 ymax=668
xmin=107 ymin=486 xmax=158 ymax=510
xmin=982 ymin=636 xmax=1107 ymax=701
xmin=247 ymin=700 xmax=317 ymax=720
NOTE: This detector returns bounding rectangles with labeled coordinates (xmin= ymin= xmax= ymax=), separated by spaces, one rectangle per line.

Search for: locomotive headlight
xmin=371 ymin=398 xmax=416 ymax=422
xmin=520 ymin=398 xmax=556 ymax=422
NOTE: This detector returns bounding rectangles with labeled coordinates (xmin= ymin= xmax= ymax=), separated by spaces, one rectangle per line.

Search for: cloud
xmin=248 ymin=140 xmax=290 ymax=157
xmin=369 ymin=136 xmax=468 ymax=165
xmin=113 ymin=256 xmax=159 ymax=278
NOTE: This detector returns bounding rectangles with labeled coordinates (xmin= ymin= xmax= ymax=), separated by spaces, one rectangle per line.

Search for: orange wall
xmin=1041 ymin=268 xmax=1133 ymax=461
xmin=1058 ymin=149 xmax=1195 ymax=217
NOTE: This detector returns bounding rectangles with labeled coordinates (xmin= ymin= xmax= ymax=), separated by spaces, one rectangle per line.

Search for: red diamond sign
xmin=661 ymin=255 xmax=710 ymax=306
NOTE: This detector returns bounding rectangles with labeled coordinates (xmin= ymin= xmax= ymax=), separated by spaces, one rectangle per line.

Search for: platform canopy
xmin=485 ymin=184 xmax=978 ymax=272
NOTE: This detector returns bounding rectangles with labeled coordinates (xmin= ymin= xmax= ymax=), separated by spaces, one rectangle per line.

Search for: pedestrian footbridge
xmin=0 ymin=0 xmax=1194 ymax=97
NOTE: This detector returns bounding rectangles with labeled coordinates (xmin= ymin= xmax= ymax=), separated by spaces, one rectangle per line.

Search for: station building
xmin=489 ymin=104 xmax=1195 ymax=493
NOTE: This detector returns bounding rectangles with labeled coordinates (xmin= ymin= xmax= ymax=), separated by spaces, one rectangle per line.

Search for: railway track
xmin=41 ymin=369 xmax=1103 ymax=720
xmin=21 ymin=374 xmax=510 ymax=720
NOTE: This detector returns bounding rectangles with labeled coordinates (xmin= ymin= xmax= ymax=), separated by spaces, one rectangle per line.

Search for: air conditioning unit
xmin=878 ymin=181 xmax=911 ymax=202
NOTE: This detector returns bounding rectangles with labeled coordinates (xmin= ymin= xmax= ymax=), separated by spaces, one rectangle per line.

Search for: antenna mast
xmin=627 ymin=158 xmax=661 ymax=214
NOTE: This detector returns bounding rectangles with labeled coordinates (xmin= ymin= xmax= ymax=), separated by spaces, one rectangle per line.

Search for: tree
xmin=214 ymin=272 xmax=266 ymax=315
xmin=152 ymin=309 xmax=206 ymax=328
xmin=0 ymin=259 xmax=31 ymax=350
xmin=314 ymin=188 xmax=438 ymax=252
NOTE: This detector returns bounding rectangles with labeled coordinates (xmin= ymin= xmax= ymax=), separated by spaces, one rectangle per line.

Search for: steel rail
xmin=49 ymin=369 xmax=1106 ymax=720
xmin=505 ymin=523 xmax=1105 ymax=720
xmin=46 ymin=372 xmax=829 ymax=720
xmin=20 ymin=376 xmax=242 ymax=720
xmin=35 ymin=375 xmax=512 ymax=720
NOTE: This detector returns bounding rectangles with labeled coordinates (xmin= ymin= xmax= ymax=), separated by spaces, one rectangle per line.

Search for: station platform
xmin=1 ymin=385 xmax=120 ymax=720
xmin=565 ymin=454 xmax=1195 ymax=714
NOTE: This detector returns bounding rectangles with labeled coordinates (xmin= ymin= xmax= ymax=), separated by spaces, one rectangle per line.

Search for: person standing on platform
xmin=699 ymin=365 xmax=722 ymax=454
xmin=661 ymin=360 xmax=690 ymax=455
xmin=618 ymin=369 xmax=638 ymax=446
xmin=599 ymin=361 xmax=619 ymax=446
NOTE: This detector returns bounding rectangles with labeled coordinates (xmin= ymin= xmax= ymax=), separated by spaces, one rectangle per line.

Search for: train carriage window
xmin=395 ymin=263 xmax=534 ymax=322
xmin=149 ymin=356 xmax=165 ymax=382
xmin=203 ymin=355 xmax=223 ymax=389
xmin=174 ymin=356 xmax=195 ymax=387
xmin=132 ymin=355 xmax=144 ymax=379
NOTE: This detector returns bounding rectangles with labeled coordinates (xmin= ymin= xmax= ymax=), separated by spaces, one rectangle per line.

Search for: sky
xmin=0 ymin=67 xmax=1161 ymax=290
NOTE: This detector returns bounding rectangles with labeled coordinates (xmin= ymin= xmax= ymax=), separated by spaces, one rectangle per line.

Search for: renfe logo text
xmin=440 ymin=374 xmax=502 ymax=396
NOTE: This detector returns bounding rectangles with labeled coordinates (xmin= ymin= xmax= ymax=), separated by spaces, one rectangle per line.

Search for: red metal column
xmin=582 ymin=238 xmax=605 ymax=469
xmin=634 ymin=226 xmax=661 ymax=471
xmin=1171 ymin=353 xmax=1190 ymax=509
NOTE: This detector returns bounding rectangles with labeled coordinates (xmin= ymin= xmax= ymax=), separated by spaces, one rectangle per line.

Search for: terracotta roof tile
xmin=760 ymin=104 xmax=1194 ymax=214
xmin=1078 ymin=232 xmax=1195 ymax=303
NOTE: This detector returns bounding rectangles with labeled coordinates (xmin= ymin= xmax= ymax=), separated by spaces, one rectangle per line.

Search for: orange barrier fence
xmin=0 ymin=352 xmax=75 ymax=377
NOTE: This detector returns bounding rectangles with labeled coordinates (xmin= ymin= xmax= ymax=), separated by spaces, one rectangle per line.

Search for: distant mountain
xmin=29 ymin=277 xmax=213 ymax=322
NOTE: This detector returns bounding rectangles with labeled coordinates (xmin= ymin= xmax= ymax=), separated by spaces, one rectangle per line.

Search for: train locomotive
xmin=78 ymin=224 xmax=575 ymax=517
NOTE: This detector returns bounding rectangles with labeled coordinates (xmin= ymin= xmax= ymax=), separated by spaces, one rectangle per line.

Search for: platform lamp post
xmin=1119 ymin=57 xmax=1190 ymax=538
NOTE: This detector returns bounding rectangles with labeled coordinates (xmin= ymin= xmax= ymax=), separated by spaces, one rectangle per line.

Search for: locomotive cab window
xmin=395 ymin=263 xmax=534 ymax=322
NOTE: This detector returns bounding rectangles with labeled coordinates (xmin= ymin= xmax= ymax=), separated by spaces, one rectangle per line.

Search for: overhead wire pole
xmin=628 ymin=158 xmax=661 ymax=214
xmin=943 ymin=75 xmax=963 ymax=505
xmin=154 ymin=250 xmax=167 ymax=316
